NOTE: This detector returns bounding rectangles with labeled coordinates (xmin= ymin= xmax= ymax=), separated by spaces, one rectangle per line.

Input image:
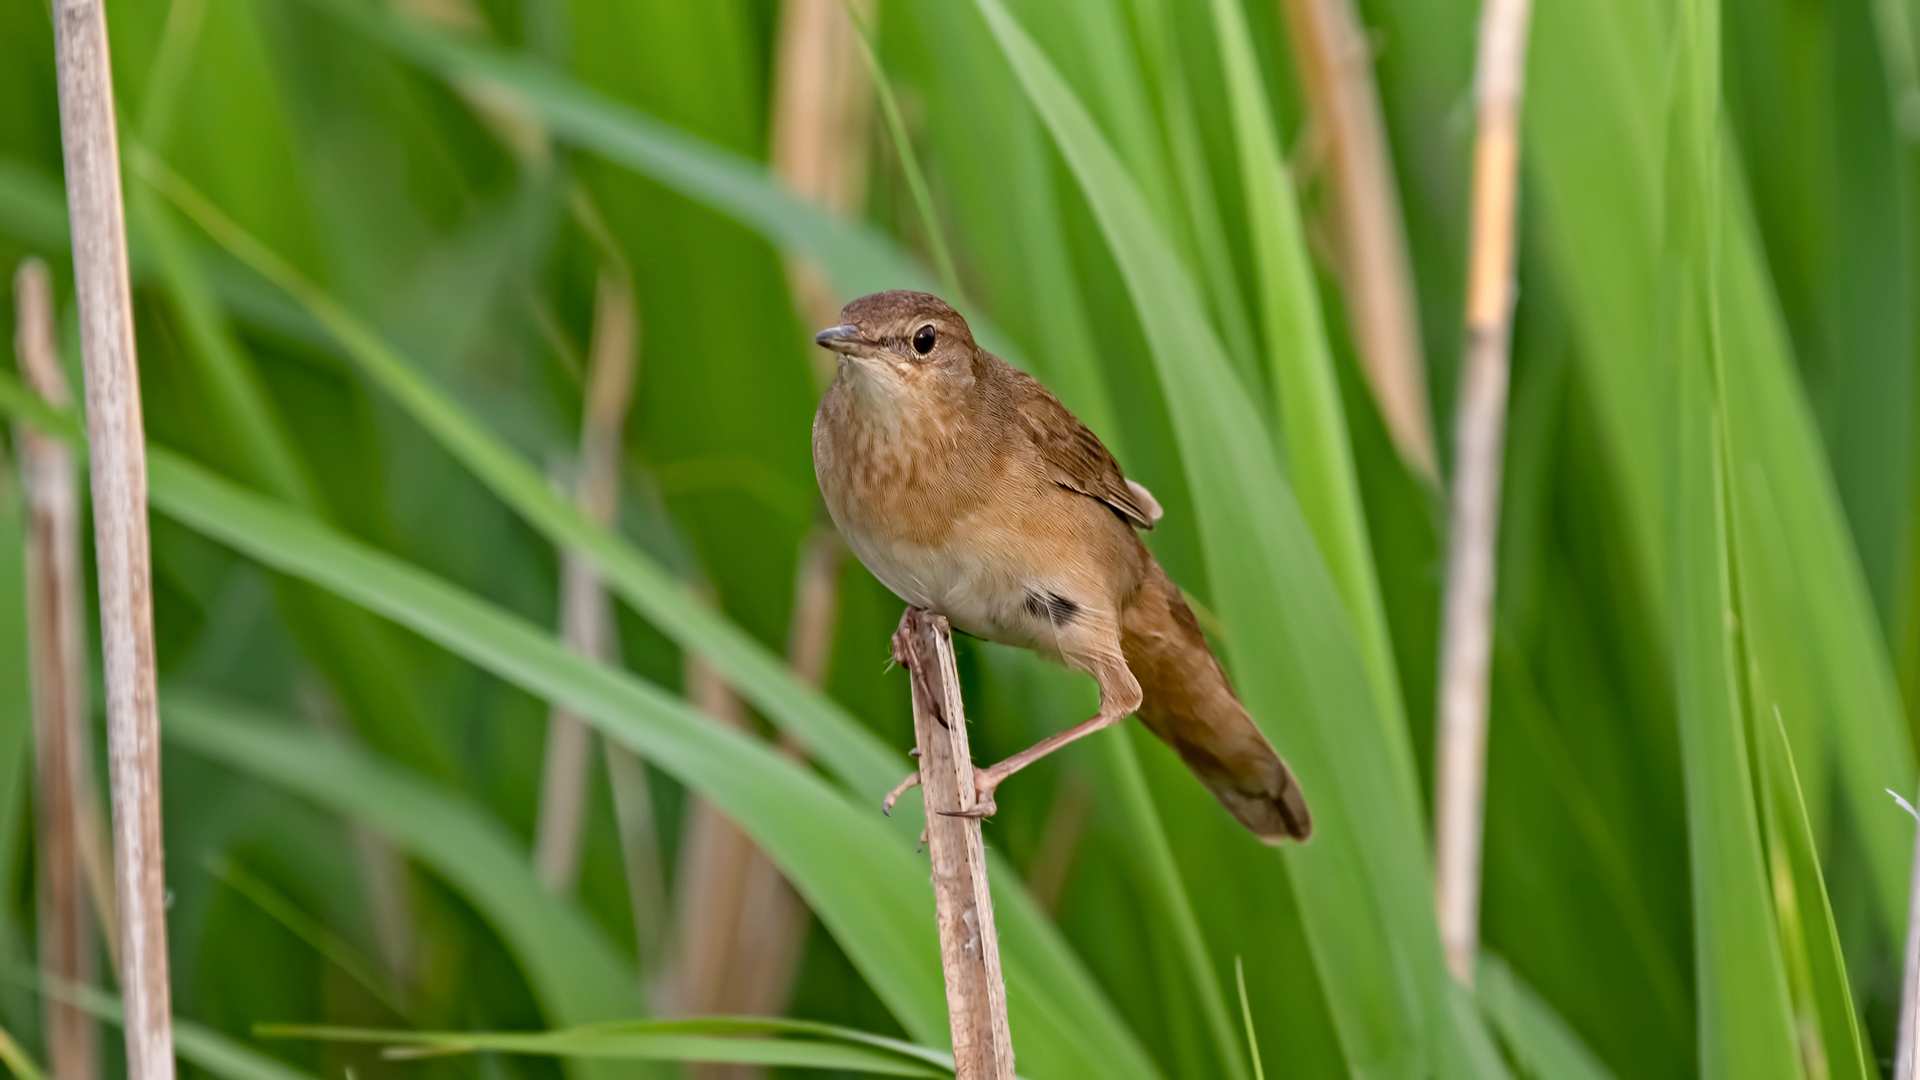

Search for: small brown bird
xmin=812 ymin=291 xmax=1310 ymax=843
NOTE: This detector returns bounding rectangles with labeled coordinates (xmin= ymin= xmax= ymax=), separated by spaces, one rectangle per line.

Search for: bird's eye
xmin=912 ymin=324 xmax=937 ymax=355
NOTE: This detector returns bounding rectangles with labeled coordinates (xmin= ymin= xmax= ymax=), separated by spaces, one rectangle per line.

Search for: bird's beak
xmin=813 ymin=324 xmax=868 ymax=354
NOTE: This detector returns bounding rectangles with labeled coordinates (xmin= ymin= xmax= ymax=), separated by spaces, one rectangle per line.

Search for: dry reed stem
xmin=664 ymin=533 xmax=842 ymax=1080
xmin=49 ymin=1 xmax=175 ymax=1075
xmin=15 ymin=260 xmax=99 ymax=1080
xmin=650 ymin=4 xmax=871 ymax=1067
xmin=1433 ymin=0 xmax=1533 ymax=986
xmin=667 ymin=660 xmax=769 ymax=1027
xmin=296 ymin=681 xmax=415 ymax=988
xmin=1277 ymin=0 xmax=1437 ymax=482
xmin=771 ymin=0 xmax=875 ymax=388
xmin=893 ymin=609 xmax=1014 ymax=1080
xmin=534 ymin=269 xmax=641 ymax=896
xmin=1900 ymin=794 xmax=1920 ymax=1079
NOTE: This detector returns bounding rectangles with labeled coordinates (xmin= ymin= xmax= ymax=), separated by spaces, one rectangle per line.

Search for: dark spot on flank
xmin=1024 ymin=591 xmax=1080 ymax=628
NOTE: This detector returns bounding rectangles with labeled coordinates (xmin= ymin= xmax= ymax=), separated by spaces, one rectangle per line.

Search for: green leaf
xmin=137 ymin=154 xmax=905 ymax=804
xmin=1086 ymin=727 xmax=1249 ymax=1080
xmin=44 ymin=981 xmax=324 ymax=1080
xmin=292 ymin=0 xmax=934 ymax=304
xmin=1202 ymin=0 xmax=1416 ymax=797
xmin=132 ymin=181 xmax=459 ymax=782
xmin=1664 ymin=0 xmax=1802 ymax=1068
xmin=261 ymin=1018 xmax=958 ymax=1077
xmin=1529 ymin=0 xmax=1918 ymax=968
xmin=1474 ymin=955 xmax=1616 ymax=1080
xmin=160 ymin=694 xmax=649 ymax=1047
xmin=157 ymin=687 xmax=637 ymax=1022
xmin=81 ymin=437 xmax=1158 ymax=1080
xmin=967 ymin=2 xmax=1503 ymax=1075
xmin=1750 ymin=708 xmax=1872 ymax=1080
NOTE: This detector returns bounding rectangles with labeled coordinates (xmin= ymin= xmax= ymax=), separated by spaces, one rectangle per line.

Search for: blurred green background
xmin=0 ymin=0 xmax=1915 ymax=1075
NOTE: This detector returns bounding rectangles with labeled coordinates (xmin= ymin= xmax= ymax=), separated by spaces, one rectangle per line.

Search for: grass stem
xmin=1276 ymin=0 xmax=1437 ymax=482
xmin=14 ymin=259 xmax=101 ymax=1080
xmin=49 ymin=1 xmax=175 ymax=1074
xmin=1433 ymin=0 xmax=1534 ymax=985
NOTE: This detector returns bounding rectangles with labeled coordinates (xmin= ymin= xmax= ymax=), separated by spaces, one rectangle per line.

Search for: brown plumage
xmin=812 ymin=291 xmax=1310 ymax=843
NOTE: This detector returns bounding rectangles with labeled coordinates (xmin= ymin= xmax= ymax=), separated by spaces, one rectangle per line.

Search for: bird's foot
xmin=936 ymin=767 xmax=1001 ymax=820
xmin=881 ymin=770 xmax=922 ymax=816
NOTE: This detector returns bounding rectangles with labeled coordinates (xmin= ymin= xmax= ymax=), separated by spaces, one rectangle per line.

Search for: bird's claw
xmin=937 ymin=799 xmax=998 ymax=820
xmin=881 ymin=769 xmax=922 ymax=816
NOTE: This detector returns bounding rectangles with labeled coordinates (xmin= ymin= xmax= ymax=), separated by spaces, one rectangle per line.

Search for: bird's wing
xmin=1010 ymin=367 xmax=1162 ymax=530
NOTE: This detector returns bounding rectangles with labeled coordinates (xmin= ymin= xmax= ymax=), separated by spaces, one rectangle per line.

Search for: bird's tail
xmin=1121 ymin=557 xmax=1311 ymax=843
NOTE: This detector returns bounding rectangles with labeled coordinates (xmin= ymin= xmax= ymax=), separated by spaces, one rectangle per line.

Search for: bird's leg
xmin=944 ymin=653 xmax=1143 ymax=821
xmin=881 ymin=770 xmax=921 ymax=816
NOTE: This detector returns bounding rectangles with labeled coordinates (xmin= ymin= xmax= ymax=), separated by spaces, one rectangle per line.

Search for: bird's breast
xmin=814 ymin=391 xmax=1054 ymax=640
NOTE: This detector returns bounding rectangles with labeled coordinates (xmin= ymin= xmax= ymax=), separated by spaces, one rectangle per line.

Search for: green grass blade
xmin=846 ymin=7 xmax=963 ymax=304
xmin=260 ymin=1021 xmax=952 ymax=1077
xmin=1752 ymin=708 xmax=1873 ymax=1079
xmin=1717 ymin=201 xmax=1919 ymax=949
xmin=1086 ymin=731 xmax=1249 ymax=1080
xmin=967 ymin=2 xmax=1504 ymax=1075
xmin=1122 ymin=0 xmax=1261 ymax=390
xmin=133 ymin=189 xmax=312 ymax=508
xmin=0 ymin=362 xmax=1165 ymax=1080
xmin=1235 ymin=958 xmax=1267 ymax=1080
xmin=1528 ymin=0 xmax=1919 ymax=963
xmin=103 ymin=441 xmax=1159 ymax=1080
xmin=294 ymin=0 xmax=934 ymax=303
xmin=138 ymin=154 xmax=904 ymax=802
xmin=1203 ymin=0 xmax=1414 ymax=787
xmin=0 ymin=1024 xmax=46 ymax=1080
xmin=1666 ymin=0 xmax=1803 ymax=1067
xmin=160 ymin=694 xmax=645 ymax=1029
xmin=1474 ymin=955 xmax=1616 ymax=1080
xmin=45 ymin=981 xmax=324 ymax=1080
xmin=132 ymin=181 xmax=459 ymax=781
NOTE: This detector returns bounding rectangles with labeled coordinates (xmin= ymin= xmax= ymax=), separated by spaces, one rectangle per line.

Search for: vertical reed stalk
xmin=1900 ymin=799 xmax=1920 ymax=1078
xmin=49 ymin=0 xmax=175 ymax=1074
xmin=533 ymin=268 xmax=643 ymax=897
xmin=666 ymin=535 xmax=842 ymax=1080
xmin=893 ymin=609 xmax=1014 ymax=1080
xmin=1277 ymin=0 xmax=1437 ymax=482
xmin=1433 ymin=0 xmax=1534 ymax=985
xmin=15 ymin=260 xmax=98 ymax=1080
xmin=651 ymin=2 xmax=870 ymax=1065
xmin=771 ymin=0 xmax=874 ymax=386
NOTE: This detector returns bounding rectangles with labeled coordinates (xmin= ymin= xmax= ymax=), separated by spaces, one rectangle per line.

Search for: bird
xmin=811 ymin=290 xmax=1310 ymax=843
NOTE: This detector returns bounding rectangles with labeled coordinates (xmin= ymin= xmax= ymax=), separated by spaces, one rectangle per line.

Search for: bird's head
xmin=813 ymin=291 xmax=977 ymax=404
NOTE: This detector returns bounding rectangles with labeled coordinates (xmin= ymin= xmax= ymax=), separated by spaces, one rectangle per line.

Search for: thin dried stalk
xmin=50 ymin=1 xmax=175 ymax=1075
xmin=893 ymin=610 xmax=1015 ymax=1080
xmin=664 ymin=535 xmax=841 ymax=1080
xmin=666 ymin=658 xmax=760 ymax=1022
xmin=1433 ymin=0 xmax=1534 ymax=986
xmin=15 ymin=260 xmax=98 ymax=1080
xmin=533 ymin=268 xmax=642 ymax=896
xmin=651 ymin=4 xmax=870 ymax=1067
xmin=297 ymin=681 xmax=415 ymax=988
xmin=1900 ymin=793 xmax=1920 ymax=1079
xmin=771 ymin=0 xmax=875 ymax=387
xmin=1277 ymin=0 xmax=1438 ymax=482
